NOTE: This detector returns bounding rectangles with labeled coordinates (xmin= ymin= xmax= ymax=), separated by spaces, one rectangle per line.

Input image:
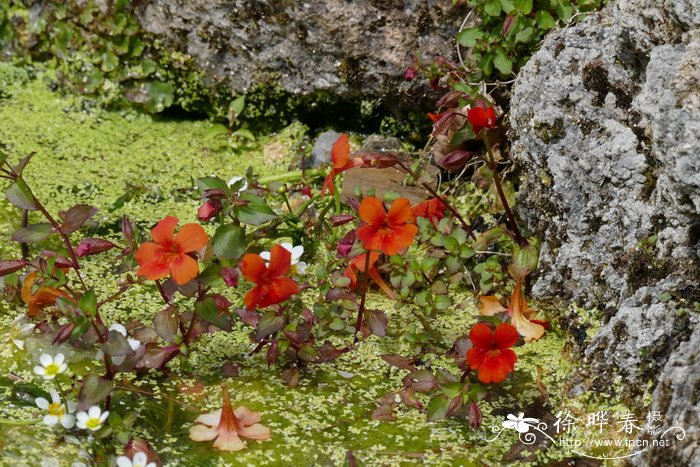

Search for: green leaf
xmin=196 ymin=176 xmax=229 ymax=194
xmin=79 ymin=288 xmax=97 ymax=317
xmin=234 ymin=194 xmax=277 ymax=225
xmin=365 ymin=309 xmax=388 ymax=337
xmin=556 ymin=0 xmax=574 ymax=21
xmin=212 ymin=224 xmax=245 ymax=260
xmin=6 ymin=179 xmax=37 ymax=210
xmin=499 ymin=0 xmax=516 ymax=13
xmin=154 ymin=305 xmax=178 ymax=342
xmin=194 ymin=297 xmax=232 ymax=331
xmin=456 ymin=27 xmax=484 ymax=48
xmin=427 ymin=395 xmax=450 ymax=422
xmin=535 ymin=10 xmax=556 ymax=29
xmin=256 ymin=312 xmax=284 ymax=341
xmin=440 ymin=382 xmax=463 ymax=399
xmin=198 ymin=263 xmax=224 ymax=287
xmin=514 ymin=0 xmax=533 ymax=14
xmin=494 ymin=48 xmax=513 ymax=75
xmin=484 ymin=0 xmax=501 ymax=16
xmin=101 ymin=50 xmax=119 ymax=72
xmin=228 ymin=95 xmax=246 ymax=123
xmin=515 ymin=27 xmax=537 ymax=44
xmin=78 ymin=374 xmax=113 ymax=410
xmin=12 ymin=223 xmax=54 ymax=243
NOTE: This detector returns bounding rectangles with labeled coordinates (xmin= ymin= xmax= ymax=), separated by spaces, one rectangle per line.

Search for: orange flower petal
xmin=509 ymin=281 xmax=545 ymax=342
xmin=240 ymin=254 xmax=267 ymax=283
xmin=331 ymin=134 xmax=350 ymax=169
xmin=137 ymin=259 xmax=171 ymax=281
xmin=170 ymin=254 xmax=199 ymax=285
xmin=151 ymin=216 xmax=179 ymax=244
xmin=381 ymin=223 xmax=417 ymax=255
xmin=267 ymin=277 xmax=300 ymax=305
xmin=358 ymin=196 xmax=386 ymax=225
xmin=244 ymin=285 xmax=265 ymax=310
xmin=212 ymin=430 xmax=245 ymax=451
xmin=320 ymin=173 xmax=335 ymax=196
xmin=238 ymin=422 xmax=271 ymax=441
xmin=494 ymin=322 xmax=519 ymax=348
xmin=467 ymin=347 xmax=486 ymax=370
xmin=135 ymin=242 xmax=165 ymax=265
xmin=174 ymin=223 xmax=209 ymax=253
xmin=267 ymin=244 xmax=292 ymax=278
xmin=469 ymin=322 xmax=493 ymax=349
xmin=386 ymin=197 xmax=413 ymax=224
xmin=357 ymin=224 xmax=382 ymax=252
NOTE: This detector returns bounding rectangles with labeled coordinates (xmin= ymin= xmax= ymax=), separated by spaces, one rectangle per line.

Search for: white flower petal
xmin=295 ymin=262 xmax=307 ymax=275
xmin=12 ymin=338 xmax=25 ymax=350
xmin=116 ymin=457 xmax=133 ymax=467
xmin=88 ymin=406 xmax=101 ymax=419
xmin=60 ymin=414 xmax=75 ymax=429
xmin=290 ymin=245 xmax=304 ymax=260
xmin=112 ymin=355 xmax=126 ymax=366
xmin=66 ymin=400 xmax=77 ymax=413
xmin=76 ymin=412 xmax=89 ymax=423
xmin=49 ymin=390 xmax=61 ymax=404
xmin=39 ymin=354 xmax=53 ymax=367
xmin=109 ymin=324 xmax=127 ymax=336
xmin=53 ymin=353 xmax=65 ymax=366
xmin=259 ymin=251 xmax=271 ymax=261
xmin=43 ymin=414 xmax=59 ymax=426
xmin=228 ymin=176 xmax=248 ymax=191
xmin=99 ymin=410 xmax=109 ymax=422
xmin=35 ymin=397 xmax=50 ymax=410
xmin=128 ymin=338 xmax=141 ymax=351
xmin=34 ymin=366 xmax=46 ymax=376
xmin=58 ymin=363 xmax=68 ymax=373
xmin=133 ymin=452 xmax=148 ymax=465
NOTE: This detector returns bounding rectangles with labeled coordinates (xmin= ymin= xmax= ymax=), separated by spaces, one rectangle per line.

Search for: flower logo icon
xmin=502 ymin=412 xmax=540 ymax=433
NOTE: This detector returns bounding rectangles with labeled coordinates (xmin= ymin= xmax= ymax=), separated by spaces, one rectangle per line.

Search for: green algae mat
xmin=0 ymin=63 xmax=631 ymax=466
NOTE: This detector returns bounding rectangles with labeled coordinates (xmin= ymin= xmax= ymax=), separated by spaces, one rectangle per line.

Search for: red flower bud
xmin=197 ymin=200 xmax=222 ymax=222
xmin=330 ymin=214 xmax=356 ymax=226
xmin=76 ymin=238 xmax=115 ymax=257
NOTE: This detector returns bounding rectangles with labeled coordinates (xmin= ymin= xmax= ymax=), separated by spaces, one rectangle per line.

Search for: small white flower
xmin=116 ymin=452 xmax=156 ymax=467
xmin=35 ymin=389 xmax=76 ymax=429
xmin=6 ymin=316 xmax=35 ymax=350
xmin=502 ymin=412 xmax=539 ymax=433
xmin=75 ymin=405 xmax=109 ymax=431
xmin=34 ymin=353 xmax=68 ymax=380
xmin=227 ymin=176 xmax=248 ymax=192
xmin=96 ymin=324 xmax=141 ymax=365
xmin=260 ymin=243 xmax=307 ymax=276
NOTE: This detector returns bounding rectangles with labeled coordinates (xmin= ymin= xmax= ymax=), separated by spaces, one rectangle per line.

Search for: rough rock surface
xmin=509 ymin=0 xmax=699 ymax=464
xmin=133 ymin=0 xmax=461 ymax=108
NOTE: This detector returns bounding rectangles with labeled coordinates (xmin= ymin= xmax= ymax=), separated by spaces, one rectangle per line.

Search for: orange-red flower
xmin=357 ymin=197 xmax=417 ymax=255
xmin=467 ymin=105 xmax=497 ymax=135
xmin=343 ymin=252 xmax=394 ymax=299
xmin=467 ymin=322 xmax=518 ymax=384
xmin=412 ymin=197 xmax=447 ymax=227
xmin=320 ymin=134 xmax=363 ymax=195
xmin=478 ymin=280 xmax=546 ymax=342
xmin=135 ymin=216 xmax=209 ymax=285
xmin=21 ymin=272 xmax=69 ymax=317
xmin=240 ymin=244 xmax=300 ymax=310
xmin=189 ymin=385 xmax=270 ymax=451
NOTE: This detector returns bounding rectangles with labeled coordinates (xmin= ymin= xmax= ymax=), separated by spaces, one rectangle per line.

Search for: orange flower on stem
xmin=21 ymin=272 xmax=69 ymax=317
xmin=240 ymin=244 xmax=300 ymax=310
xmin=467 ymin=104 xmax=497 ymax=135
xmin=320 ymin=134 xmax=363 ymax=195
xmin=357 ymin=197 xmax=418 ymax=255
xmin=135 ymin=216 xmax=209 ymax=285
xmin=189 ymin=385 xmax=270 ymax=451
xmin=343 ymin=252 xmax=394 ymax=299
xmin=466 ymin=322 xmax=518 ymax=384
xmin=412 ymin=197 xmax=448 ymax=227
xmin=478 ymin=280 xmax=546 ymax=342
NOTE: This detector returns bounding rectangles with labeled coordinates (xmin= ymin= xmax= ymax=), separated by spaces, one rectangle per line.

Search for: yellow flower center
xmin=44 ymin=363 xmax=61 ymax=376
xmin=48 ymin=402 xmax=64 ymax=417
xmin=86 ymin=418 xmax=101 ymax=430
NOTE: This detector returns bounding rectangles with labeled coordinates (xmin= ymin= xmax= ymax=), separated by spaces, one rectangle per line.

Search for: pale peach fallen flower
xmin=189 ymin=385 xmax=270 ymax=451
xmin=478 ymin=280 xmax=545 ymax=342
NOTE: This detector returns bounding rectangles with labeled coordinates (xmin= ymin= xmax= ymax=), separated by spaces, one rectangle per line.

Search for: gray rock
xmin=303 ymin=130 xmax=341 ymax=169
xmin=510 ymin=1 xmax=699 ymax=463
xmin=133 ymin=0 xmax=462 ymax=108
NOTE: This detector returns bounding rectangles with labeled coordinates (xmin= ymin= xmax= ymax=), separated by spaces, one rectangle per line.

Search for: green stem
xmin=0 ymin=418 xmax=41 ymax=425
xmin=258 ymin=169 xmax=323 ymax=184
